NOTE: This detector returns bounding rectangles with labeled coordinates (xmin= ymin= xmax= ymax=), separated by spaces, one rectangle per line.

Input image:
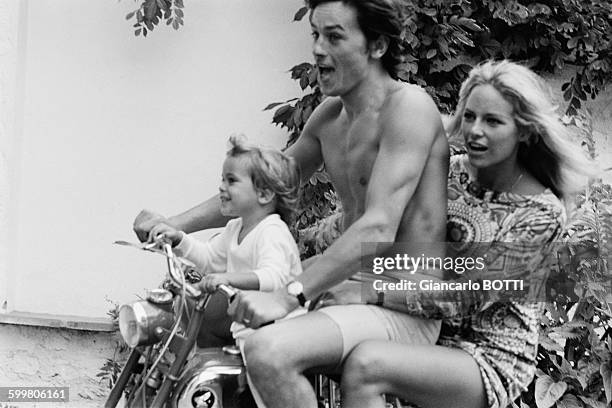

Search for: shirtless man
xmin=134 ymin=0 xmax=448 ymax=406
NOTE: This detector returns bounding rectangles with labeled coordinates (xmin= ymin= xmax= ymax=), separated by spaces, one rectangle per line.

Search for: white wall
xmin=1 ymin=0 xmax=311 ymax=318
xmin=0 ymin=0 xmax=25 ymax=314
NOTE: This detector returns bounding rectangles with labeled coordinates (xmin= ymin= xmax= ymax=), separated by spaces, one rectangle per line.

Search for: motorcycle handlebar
xmin=159 ymin=241 xmax=272 ymax=326
xmin=216 ymin=284 xmax=237 ymax=301
xmin=160 ymin=242 xmax=239 ymax=302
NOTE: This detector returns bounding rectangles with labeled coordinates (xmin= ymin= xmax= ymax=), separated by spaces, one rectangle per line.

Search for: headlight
xmin=119 ymin=294 xmax=174 ymax=347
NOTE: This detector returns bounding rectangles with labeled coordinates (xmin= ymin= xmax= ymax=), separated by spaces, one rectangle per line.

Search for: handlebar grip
xmin=217 ymin=284 xmax=237 ymax=301
xmin=215 ymin=284 xmax=275 ymax=327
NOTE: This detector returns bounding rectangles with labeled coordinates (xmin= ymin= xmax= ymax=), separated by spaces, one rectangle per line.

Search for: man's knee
xmin=342 ymin=342 xmax=384 ymax=388
xmin=243 ymin=328 xmax=294 ymax=378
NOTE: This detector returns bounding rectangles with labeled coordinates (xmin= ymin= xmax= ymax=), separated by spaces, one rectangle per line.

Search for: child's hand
xmin=147 ymin=223 xmax=183 ymax=247
xmin=200 ymin=274 xmax=230 ymax=293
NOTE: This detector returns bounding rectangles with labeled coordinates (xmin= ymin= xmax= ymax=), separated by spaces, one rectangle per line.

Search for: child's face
xmin=218 ymin=156 xmax=260 ymax=218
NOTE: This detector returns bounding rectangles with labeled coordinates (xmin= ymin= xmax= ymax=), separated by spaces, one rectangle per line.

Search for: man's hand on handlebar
xmin=147 ymin=223 xmax=184 ymax=248
xmin=133 ymin=209 xmax=172 ymax=242
xmin=227 ymin=290 xmax=295 ymax=329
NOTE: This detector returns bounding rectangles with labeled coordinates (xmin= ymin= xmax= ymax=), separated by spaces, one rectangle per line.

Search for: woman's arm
xmin=377 ymin=205 xmax=565 ymax=319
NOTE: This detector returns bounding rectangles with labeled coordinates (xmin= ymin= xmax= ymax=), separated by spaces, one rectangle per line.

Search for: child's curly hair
xmin=227 ymin=135 xmax=300 ymax=224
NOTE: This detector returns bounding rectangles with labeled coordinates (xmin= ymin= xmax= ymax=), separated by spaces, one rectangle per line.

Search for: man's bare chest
xmin=320 ymin=120 xmax=381 ymax=198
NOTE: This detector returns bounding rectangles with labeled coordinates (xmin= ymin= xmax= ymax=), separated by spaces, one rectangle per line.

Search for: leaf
xmin=601 ymin=360 xmax=612 ymax=404
xmin=263 ymin=102 xmax=285 ymax=111
xmin=272 ymin=105 xmax=293 ymax=126
xmin=294 ymin=7 xmax=308 ymax=21
xmin=578 ymin=396 xmax=607 ymax=408
xmin=535 ymin=376 xmax=567 ymax=408
xmin=144 ymin=0 xmax=158 ymax=20
xmin=539 ymin=333 xmax=564 ymax=353
xmin=421 ymin=7 xmax=437 ymax=17
xmin=568 ymin=37 xmax=579 ymax=49
xmin=430 ymin=55 xmax=476 ymax=73
xmin=557 ymin=394 xmax=583 ymax=408
xmin=456 ymin=17 xmax=482 ymax=32
xmin=550 ymin=325 xmax=585 ymax=340
xmin=126 ymin=11 xmax=136 ymax=20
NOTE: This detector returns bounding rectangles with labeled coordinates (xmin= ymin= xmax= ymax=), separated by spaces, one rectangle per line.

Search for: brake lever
xmin=114 ymin=240 xmax=196 ymax=268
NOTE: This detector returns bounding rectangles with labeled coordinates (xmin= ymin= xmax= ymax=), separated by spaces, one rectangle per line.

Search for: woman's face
xmin=461 ymin=84 xmax=524 ymax=171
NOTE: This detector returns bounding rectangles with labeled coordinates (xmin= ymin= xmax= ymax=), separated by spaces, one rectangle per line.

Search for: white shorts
xmin=318 ymin=304 xmax=441 ymax=359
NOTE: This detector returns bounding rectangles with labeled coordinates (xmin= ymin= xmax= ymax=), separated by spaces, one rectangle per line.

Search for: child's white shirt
xmin=175 ymin=214 xmax=305 ymax=408
xmin=173 ymin=213 xmax=302 ymax=291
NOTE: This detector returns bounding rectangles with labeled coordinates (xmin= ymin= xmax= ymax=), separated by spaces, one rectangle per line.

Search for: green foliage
xmin=518 ymin=179 xmax=612 ymax=408
xmin=398 ymin=0 xmax=612 ymax=115
xmin=290 ymin=0 xmax=612 ymax=115
xmin=97 ymin=300 xmax=129 ymax=389
xmin=125 ymin=0 xmax=184 ymax=37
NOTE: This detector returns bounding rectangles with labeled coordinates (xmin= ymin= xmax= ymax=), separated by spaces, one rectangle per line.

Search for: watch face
xmin=287 ymin=281 xmax=303 ymax=295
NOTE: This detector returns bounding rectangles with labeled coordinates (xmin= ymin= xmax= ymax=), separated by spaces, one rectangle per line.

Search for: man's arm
xmin=228 ymin=91 xmax=446 ymax=327
xmin=298 ymin=91 xmax=444 ymax=298
xmin=133 ymin=107 xmax=328 ymax=241
xmin=132 ymin=196 xmax=229 ymax=242
xmin=283 ymin=98 xmax=334 ymax=181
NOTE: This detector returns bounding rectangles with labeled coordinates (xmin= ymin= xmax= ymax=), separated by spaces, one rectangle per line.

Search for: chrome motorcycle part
xmin=147 ymin=288 xmax=174 ymax=305
xmin=174 ymin=348 xmax=248 ymax=408
xmin=119 ymin=300 xmax=174 ymax=347
xmin=146 ymin=368 xmax=163 ymax=389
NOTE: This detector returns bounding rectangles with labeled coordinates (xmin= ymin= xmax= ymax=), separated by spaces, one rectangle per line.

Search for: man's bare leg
xmin=341 ymin=341 xmax=486 ymax=408
xmin=243 ymin=312 xmax=343 ymax=408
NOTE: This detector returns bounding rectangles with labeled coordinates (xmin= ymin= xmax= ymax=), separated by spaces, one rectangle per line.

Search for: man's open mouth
xmin=318 ymin=65 xmax=335 ymax=78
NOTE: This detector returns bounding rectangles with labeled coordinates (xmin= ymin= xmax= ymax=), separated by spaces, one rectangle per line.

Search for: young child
xmin=150 ymin=135 xmax=302 ymax=344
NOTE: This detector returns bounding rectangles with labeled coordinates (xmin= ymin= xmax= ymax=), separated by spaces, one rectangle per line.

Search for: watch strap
xmin=296 ymin=292 xmax=307 ymax=307
xmin=375 ymin=290 xmax=384 ymax=306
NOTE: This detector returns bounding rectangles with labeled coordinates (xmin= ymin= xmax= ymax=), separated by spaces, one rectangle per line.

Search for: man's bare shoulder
xmin=381 ymin=83 xmax=444 ymax=143
xmin=385 ymin=83 xmax=438 ymax=116
xmin=304 ymin=97 xmax=343 ymax=132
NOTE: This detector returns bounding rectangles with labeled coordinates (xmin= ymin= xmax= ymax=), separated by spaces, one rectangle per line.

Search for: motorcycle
xmin=105 ymin=239 xmax=341 ymax=408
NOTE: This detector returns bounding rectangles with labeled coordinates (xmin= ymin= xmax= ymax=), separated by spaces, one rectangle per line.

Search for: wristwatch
xmin=375 ymin=289 xmax=384 ymax=306
xmin=286 ymin=281 xmax=307 ymax=307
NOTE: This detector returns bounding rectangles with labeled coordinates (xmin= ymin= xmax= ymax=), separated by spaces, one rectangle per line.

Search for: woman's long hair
xmin=446 ymin=60 xmax=598 ymax=198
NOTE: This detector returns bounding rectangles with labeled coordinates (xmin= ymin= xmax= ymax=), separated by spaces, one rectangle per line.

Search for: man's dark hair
xmin=307 ymin=0 xmax=405 ymax=79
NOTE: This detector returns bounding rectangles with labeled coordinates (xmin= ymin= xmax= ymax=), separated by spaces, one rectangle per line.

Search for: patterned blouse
xmin=404 ymin=154 xmax=566 ymax=408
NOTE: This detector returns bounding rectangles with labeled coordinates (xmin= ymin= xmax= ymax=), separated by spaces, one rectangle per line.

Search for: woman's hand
xmin=312 ymin=280 xmax=370 ymax=310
